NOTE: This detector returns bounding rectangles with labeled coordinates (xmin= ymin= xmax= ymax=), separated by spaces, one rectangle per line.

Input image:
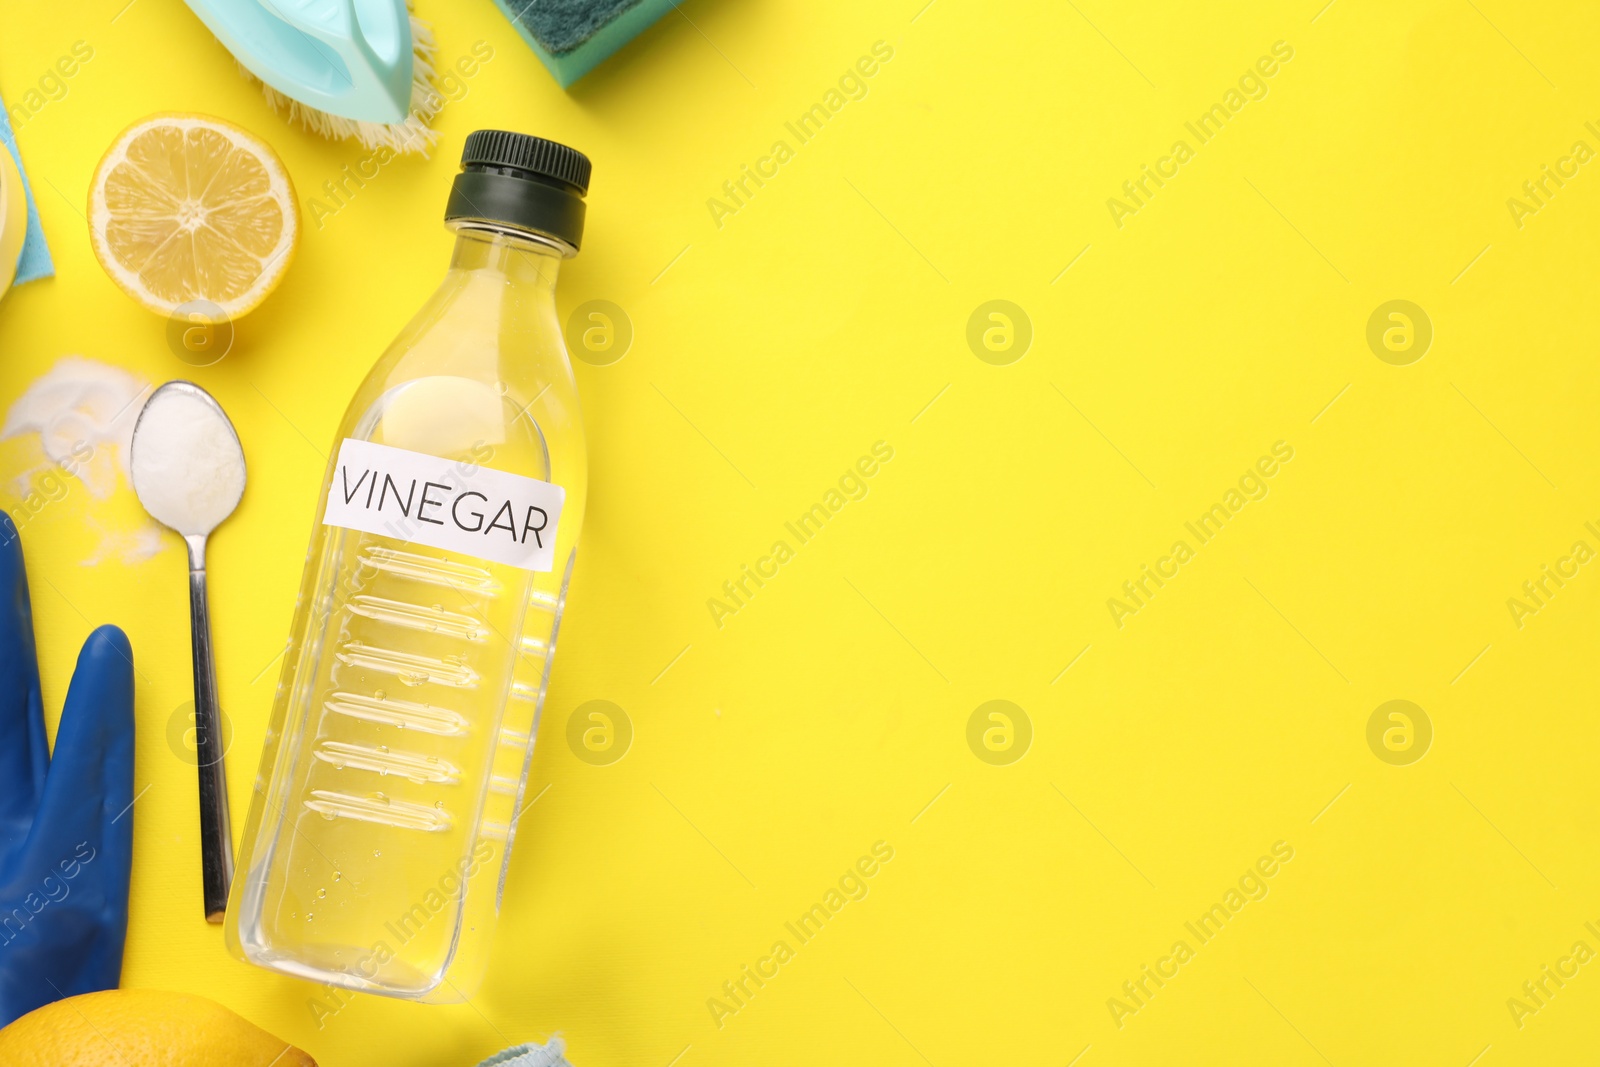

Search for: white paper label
xmin=322 ymin=439 xmax=565 ymax=572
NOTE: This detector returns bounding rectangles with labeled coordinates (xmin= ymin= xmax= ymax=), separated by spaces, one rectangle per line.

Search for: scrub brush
xmin=181 ymin=0 xmax=443 ymax=155
xmin=254 ymin=13 xmax=440 ymax=154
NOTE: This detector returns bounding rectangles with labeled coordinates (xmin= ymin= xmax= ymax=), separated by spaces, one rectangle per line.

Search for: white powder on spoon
xmin=130 ymin=388 xmax=246 ymax=536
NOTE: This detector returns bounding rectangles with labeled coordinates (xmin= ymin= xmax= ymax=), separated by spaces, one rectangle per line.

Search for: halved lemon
xmin=89 ymin=113 xmax=298 ymax=318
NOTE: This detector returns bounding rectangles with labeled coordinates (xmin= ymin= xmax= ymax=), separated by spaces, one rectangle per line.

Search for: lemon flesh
xmin=88 ymin=113 xmax=298 ymax=318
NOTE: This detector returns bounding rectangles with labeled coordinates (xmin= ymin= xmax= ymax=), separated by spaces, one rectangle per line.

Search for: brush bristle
xmin=246 ymin=14 xmax=443 ymax=155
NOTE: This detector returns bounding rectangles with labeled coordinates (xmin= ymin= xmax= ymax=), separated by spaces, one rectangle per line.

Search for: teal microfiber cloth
xmin=489 ymin=0 xmax=677 ymax=87
xmin=0 ymin=90 xmax=53 ymax=286
xmin=474 ymin=1037 xmax=574 ymax=1067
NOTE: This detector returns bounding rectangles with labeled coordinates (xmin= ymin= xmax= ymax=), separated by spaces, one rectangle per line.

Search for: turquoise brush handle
xmin=183 ymin=0 xmax=414 ymax=125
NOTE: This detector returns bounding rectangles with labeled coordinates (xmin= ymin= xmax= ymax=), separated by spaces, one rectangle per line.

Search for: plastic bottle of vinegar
xmin=225 ymin=131 xmax=592 ymax=1000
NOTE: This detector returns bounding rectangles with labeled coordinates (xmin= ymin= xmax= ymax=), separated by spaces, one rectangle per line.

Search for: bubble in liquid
xmin=332 ymin=871 xmax=343 ymax=882
xmin=373 ymin=850 xmax=382 ymax=858
xmin=306 ymin=913 xmax=314 ymax=922
xmin=317 ymin=888 xmax=327 ymax=899
xmin=374 ymin=689 xmax=387 ymax=701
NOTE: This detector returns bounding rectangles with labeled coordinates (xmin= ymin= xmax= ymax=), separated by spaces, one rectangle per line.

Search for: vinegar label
xmin=323 ymin=438 xmax=565 ymax=572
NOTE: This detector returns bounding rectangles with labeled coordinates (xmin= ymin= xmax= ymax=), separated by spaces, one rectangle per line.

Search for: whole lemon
xmin=0 ymin=989 xmax=315 ymax=1066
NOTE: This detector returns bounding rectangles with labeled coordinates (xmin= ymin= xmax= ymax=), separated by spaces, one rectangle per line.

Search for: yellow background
xmin=2 ymin=0 xmax=1599 ymax=1063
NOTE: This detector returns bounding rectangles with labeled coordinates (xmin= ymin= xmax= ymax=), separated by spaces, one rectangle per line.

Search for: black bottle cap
xmin=444 ymin=130 xmax=591 ymax=253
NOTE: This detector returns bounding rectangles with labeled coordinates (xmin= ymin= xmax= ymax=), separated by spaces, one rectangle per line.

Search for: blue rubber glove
xmin=0 ymin=511 xmax=134 ymax=1027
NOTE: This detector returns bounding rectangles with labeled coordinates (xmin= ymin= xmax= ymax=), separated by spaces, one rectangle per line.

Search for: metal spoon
xmin=129 ymin=381 xmax=246 ymax=923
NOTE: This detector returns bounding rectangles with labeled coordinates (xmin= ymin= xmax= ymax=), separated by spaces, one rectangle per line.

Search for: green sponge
xmin=491 ymin=0 xmax=678 ymax=87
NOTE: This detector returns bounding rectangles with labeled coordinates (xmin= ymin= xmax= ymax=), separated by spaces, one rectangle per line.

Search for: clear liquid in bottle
xmin=225 ymin=131 xmax=593 ymax=1000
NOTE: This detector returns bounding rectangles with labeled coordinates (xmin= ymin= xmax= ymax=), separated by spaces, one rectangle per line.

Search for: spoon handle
xmin=189 ymin=557 xmax=235 ymax=922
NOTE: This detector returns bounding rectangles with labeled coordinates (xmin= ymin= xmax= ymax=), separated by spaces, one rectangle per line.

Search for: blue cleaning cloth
xmin=0 ymin=512 xmax=134 ymax=1026
xmin=0 ymin=91 xmax=54 ymax=285
xmin=475 ymin=1037 xmax=573 ymax=1067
